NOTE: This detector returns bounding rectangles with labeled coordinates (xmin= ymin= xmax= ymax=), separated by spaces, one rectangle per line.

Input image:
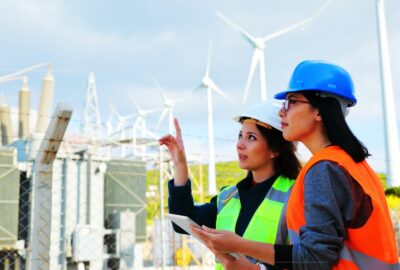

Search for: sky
xmin=0 ymin=0 xmax=399 ymax=174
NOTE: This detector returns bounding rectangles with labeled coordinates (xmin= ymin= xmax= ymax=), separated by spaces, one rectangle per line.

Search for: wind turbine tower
xmin=375 ymin=0 xmax=400 ymax=187
xmin=104 ymin=105 xmax=118 ymax=156
xmin=83 ymin=71 xmax=102 ymax=140
xmin=217 ymin=0 xmax=331 ymax=103
xmin=194 ymin=42 xmax=236 ymax=195
xmin=109 ymin=105 xmax=136 ymax=158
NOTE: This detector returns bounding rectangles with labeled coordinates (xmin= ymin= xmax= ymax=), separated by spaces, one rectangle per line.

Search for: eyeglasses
xmin=282 ymin=98 xmax=310 ymax=112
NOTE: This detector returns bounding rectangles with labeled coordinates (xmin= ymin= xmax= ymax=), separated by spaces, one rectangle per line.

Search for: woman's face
xmin=236 ymin=121 xmax=275 ymax=172
xmin=278 ymin=92 xmax=320 ymax=142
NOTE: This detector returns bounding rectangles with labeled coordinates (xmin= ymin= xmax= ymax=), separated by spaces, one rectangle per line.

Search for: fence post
xmin=26 ymin=104 xmax=72 ymax=270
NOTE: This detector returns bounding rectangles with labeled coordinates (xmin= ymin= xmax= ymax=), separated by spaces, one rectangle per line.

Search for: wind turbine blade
xmin=262 ymin=0 xmax=331 ymax=43
xmin=156 ymin=109 xmax=169 ymax=130
xmin=217 ymin=11 xmax=257 ymax=47
xmin=205 ymin=40 xmax=212 ymax=78
xmin=192 ymin=84 xmax=204 ymax=94
xmin=209 ymin=80 xmax=236 ymax=104
xmin=125 ymin=113 xmax=138 ymax=121
xmin=263 ymin=17 xmax=312 ymax=42
xmin=128 ymin=91 xmax=141 ymax=112
xmin=153 ymin=77 xmax=168 ymax=103
xmin=312 ymin=0 xmax=332 ymax=21
xmin=177 ymin=90 xmax=195 ymax=102
xmin=243 ymin=50 xmax=260 ymax=104
xmin=176 ymin=95 xmax=189 ymax=103
xmin=144 ymin=108 xmax=162 ymax=115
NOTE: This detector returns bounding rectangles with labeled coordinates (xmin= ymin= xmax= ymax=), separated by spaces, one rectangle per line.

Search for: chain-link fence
xmin=1 ymin=142 xmax=399 ymax=270
xmin=0 ymin=144 xmax=217 ymax=270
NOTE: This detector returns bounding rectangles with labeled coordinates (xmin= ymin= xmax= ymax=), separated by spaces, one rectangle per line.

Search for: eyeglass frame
xmin=282 ymin=98 xmax=311 ymax=112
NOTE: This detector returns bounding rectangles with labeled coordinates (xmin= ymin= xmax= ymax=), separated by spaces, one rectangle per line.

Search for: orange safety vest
xmin=286 ymin=146 xmax=399 ymax=270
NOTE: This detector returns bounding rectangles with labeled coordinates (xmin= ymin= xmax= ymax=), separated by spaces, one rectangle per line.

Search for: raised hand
xmin=159 ymin=118 xmax=188 ymax=185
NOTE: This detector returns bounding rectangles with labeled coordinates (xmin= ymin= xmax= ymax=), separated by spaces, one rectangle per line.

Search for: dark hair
xmin=302 ymin=91 xmax=370 ymax=162
xmin=255 ymin=125 xmax=301 ymax=180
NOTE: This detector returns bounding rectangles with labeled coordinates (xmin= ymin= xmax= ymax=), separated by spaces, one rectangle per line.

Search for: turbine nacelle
xmin=202 ymin=77 xmax=213 ymax=88
xmin=254 ymin=38 xmax=266 ymax=50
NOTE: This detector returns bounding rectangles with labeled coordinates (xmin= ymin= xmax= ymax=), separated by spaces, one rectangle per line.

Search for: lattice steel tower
xmin=82 ymin=71 xmax=101 ymax=139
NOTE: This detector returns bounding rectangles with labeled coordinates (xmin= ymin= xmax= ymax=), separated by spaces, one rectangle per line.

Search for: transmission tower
xmin=82 ymin=71 xmax=101 ymax=139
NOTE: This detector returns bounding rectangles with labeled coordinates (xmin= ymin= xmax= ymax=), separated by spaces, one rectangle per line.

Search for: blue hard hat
xmin=274 ymin=60 xmax=357 ymax=106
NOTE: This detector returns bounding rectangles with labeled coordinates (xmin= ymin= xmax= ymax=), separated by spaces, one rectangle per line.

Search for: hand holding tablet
xmin=165 ymin=213 xmax=240 ymax=259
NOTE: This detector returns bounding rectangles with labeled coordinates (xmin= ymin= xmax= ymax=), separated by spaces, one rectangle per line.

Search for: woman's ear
xmin=315 ymin=109 xmax=323 ymax=122
xmin=271 ymin=151 xmax=280 ymax=159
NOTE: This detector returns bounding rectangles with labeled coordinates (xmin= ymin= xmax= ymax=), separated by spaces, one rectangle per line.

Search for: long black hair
xmin=255 ymin=124 xmax=301 ymax=180
xmin=302 ymin=91 xmax=370 ymax=162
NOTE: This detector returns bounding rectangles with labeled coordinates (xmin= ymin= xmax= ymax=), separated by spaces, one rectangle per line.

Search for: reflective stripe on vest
xmin=215 ymin=175 xmax=295 ymax=270
xmin=287 ymin=146 xmax=399 ymax=270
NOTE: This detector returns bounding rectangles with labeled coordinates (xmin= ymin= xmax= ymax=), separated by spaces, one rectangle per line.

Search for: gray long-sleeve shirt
xmin=286 ymin=160 xmax=372 ymax=270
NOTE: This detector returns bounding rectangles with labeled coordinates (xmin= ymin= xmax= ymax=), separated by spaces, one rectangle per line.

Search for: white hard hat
xmin=233 ymin=100 xmax=282 ymax=131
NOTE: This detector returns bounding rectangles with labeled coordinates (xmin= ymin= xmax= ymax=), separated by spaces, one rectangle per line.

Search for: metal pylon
xmin=82 ymin=71 xmax=101 ymax=140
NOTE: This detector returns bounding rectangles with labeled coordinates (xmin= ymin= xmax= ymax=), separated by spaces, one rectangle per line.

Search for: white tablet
xmin=165 ymin=213 xmax=239 ymax=259
xmin=165 ymin=213 xmax=202 ymax=235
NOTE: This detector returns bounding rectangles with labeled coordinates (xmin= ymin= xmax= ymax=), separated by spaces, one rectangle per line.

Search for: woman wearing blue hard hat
xmin=191 ymin=60 xmax=399 ymax=270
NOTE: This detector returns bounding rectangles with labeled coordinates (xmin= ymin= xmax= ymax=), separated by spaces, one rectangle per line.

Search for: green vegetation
xmin=146 ymin=163 xmax=400 ymax=223
xmin=145 ymin=161 xmax=246 ymax=223
xmin=377 ymin=174 xmax=400 ymax=210
xmin=385 ymin=186 xmax=400 ymax=198
xmin=377 ymin=173 xmax=387 ymax=188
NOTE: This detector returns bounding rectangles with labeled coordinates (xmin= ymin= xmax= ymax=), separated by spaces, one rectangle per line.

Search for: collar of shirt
xmin=236 ymin=174 xmax=278 ymax=192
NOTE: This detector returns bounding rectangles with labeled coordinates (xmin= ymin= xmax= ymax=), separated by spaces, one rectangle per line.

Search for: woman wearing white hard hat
xmin=192 ymin=60 xmax=399 ymax=270
xmin=160 ymin=100 xmax=301 ymax=270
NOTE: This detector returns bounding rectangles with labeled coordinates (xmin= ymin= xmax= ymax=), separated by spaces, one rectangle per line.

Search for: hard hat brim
xmin=274 ymin=89 xmax=357 ymax=106
xmin=274 ymin=90 xmax=291 ymax=100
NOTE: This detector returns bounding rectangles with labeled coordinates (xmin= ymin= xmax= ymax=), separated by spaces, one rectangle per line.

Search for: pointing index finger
xmin=174 ymin=118 xmax=182 ymax=138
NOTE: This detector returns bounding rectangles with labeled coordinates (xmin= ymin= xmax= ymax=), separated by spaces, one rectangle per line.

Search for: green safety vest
xmin=215 ymin=175 xmax=295 ymax=270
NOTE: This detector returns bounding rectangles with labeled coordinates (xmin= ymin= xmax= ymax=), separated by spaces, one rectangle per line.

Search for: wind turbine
xmin=109 ymin=105 xmax=136 ymax=157
xmin=153 ymin=78 xmax=186 ymax=134
xmin=128 ymin=92 xmax=161 ymax=159
xmin=194 ymin=41 xmax=236 ymax=195
xmin=217 ymin=0 xmax=331 ymax=103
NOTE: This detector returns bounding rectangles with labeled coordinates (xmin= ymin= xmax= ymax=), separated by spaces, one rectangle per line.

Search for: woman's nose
xmin=278 ymin=106 xmax=286 ymax=117
xmin=237 ymin=139 xmax=244 ymax=150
